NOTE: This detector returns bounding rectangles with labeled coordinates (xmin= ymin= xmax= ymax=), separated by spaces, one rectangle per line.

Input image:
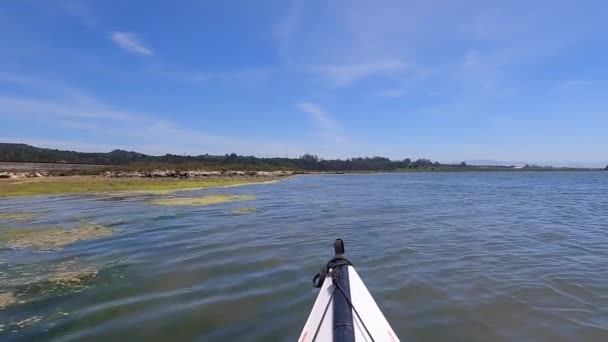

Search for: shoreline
xmin=1 ymin=167 xmax=603 ymax=198
xmin=0 ymin=168 xmax=294 ymax=179
xmin=1 ymin=160 xmax=603 ymax=181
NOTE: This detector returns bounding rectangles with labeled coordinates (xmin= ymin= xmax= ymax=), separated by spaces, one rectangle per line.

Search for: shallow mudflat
xmin=151 ymin=194 xmax=256 ymax=206
xmin=0 ymin=213 xmax=38 ymax=220
xmin=1 ymin=223 xmax=112 ymax=250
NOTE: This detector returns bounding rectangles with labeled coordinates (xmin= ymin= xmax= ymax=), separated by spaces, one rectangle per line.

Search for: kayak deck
xmin=299 ymin=240 xmax=399 ymax=342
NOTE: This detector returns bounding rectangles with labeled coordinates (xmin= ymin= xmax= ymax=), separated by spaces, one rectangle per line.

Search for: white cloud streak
xmin=0 ymin=75 xmax=325 ymax=158
xmin=315 ymin=60 xmax=409 ymax=86
xmin=274 ymin=0 xmax=303 ymax=61
xmin=377 ymin=88 xmax=409 ymax=98
xmin=110 ymin=32 xmax=153 ymax=56
xmin=0 ymin=94 xmax=263 ymax=155
xmin=296 ymin=102 xmax=340 ymax=131
xmin=296 ymin=102 xmax=347 ymax=144
xmin=0 ymin=96 xmax=135 ymax=121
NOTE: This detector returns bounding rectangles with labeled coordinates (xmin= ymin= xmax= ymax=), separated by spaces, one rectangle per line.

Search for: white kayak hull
xmin=299 ymin=265 xmax=399 ymax=342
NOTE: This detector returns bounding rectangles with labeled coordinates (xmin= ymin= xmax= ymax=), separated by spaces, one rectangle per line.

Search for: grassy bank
xmin=0 ymin=176 xmax=279 ymax=198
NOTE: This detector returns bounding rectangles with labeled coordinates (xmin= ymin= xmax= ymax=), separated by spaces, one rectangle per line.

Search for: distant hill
xmin=0 ymin=143 xmax=455 ymax=171
xmin=0 ymin=143 xmax=148 ymax=165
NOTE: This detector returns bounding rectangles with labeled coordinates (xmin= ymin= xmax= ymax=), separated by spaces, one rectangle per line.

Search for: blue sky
xmin=0 ymin=0 xmax=607 ymax=166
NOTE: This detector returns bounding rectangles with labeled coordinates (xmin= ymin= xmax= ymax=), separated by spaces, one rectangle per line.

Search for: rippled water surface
xmin=1 ymin=172 xmax=608 ymax=341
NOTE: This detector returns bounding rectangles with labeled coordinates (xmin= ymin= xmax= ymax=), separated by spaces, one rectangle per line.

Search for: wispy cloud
xmin=0 ymin=74 xmax=317 ymax=157
xmin=0 ymin=94 xmax=246 ymax=155
xmin=552 ymin=80 xmax=608 ymax=91
xmin=377 ymin=88 xmax=409 ymax=98
xmin=154 ymin=66 xmax=277 ymax=86
xmin=110 ymin=32 xmax=153 ymax=56
xmin=0 ymin=96 xmax=135 ymax=121
xmin=296 ymin=102 xmax=340 ymax=131
xmin=315 ymin=60 xmax=409 ymax=86
xmin=274 ymin=0 xmax=303 ymax=61
xmin=273 ymin=1 xmax=436 ymax=88
xmin=0 ymin=72 xmax=142 ymax=123
xmin=296 ymin=102 xmax=346 ymax=144
xmin=57 ymin=1 xmax=98 ymax=29
xmin=462 ymin=50 xmax=480 ymax=70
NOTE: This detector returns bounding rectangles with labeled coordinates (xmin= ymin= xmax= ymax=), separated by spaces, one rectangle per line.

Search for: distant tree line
xmin=0 ymin=143 xmax=474 ymax=171
xmin=294 ymin=154 xmax=449 ymax=171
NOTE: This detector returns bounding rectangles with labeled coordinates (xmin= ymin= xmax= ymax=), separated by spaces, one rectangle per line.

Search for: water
xmin=1 ymin=172 xmax=608 ymax=341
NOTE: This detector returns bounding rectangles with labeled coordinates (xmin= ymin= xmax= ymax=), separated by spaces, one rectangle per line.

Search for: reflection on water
xmin=1 ymin=172 xmax=608 ymax=341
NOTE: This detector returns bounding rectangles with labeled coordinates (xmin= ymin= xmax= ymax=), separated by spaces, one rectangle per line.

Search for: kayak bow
xmin=299 ymin=239 xmax=399 ymax=342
